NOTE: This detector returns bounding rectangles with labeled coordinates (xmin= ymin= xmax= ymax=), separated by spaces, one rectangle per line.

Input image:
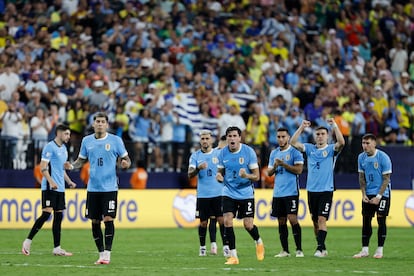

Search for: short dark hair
xmin=225 ymin=126 xmax=241 ymax=136
xmin=315 ymin=126 xmax=329 ymax=133
xmin=93 ymin=112 xmax=109 ymax=122
xmin=362 ymin=133 xmax=376 ymax=141
xmin=55 ymin=124 xmax=70 ymax=135
xmin=277 ymin=127 xmax=289 ymax=133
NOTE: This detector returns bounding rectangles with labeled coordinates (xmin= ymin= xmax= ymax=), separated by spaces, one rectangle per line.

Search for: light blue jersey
xmin=41 ymin=140 xmax=68 ymax=192
xmin=268 ymin=145 xmax=304 ymax=197
xmin=189 ymin=148 xmax=223 ymax=198
xmin=358 ymin=149 xmax=392 ymax=197
xmin=304 ymin=143 xmax=338 ymax=192
xmin=79 ymin=133 xmax=128 ymax=192
xmin=217 ymin=144 xmax=258 ymax=200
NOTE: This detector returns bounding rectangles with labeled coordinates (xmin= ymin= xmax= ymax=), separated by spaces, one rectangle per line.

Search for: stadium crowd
xmin=0 ymin=0 xmax=414 ymax=173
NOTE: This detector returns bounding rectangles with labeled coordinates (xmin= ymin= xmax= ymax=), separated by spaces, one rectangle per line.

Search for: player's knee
xmin=243 ymin=219 xmax=254 ymax=230
xmin=278 ymin=217 xmax=288 ymax=225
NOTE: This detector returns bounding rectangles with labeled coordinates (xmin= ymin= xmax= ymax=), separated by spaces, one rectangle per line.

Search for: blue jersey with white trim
xmin=268 ymin=145 xmax=304 ymax=197
xmin=189 ymin=148 xmax=223 ymax=198
xmin=217 ymin=144 xmax=258 ymax=200
xmin=41 ymin=140 xmax=68 ymax=192
xmin=304 ymin=143 xmax=338 ymax=192
xmin=358 ymin=149 xmax=392 ymax=197
xmin=79 ymin=133 xmax=128 ymax=192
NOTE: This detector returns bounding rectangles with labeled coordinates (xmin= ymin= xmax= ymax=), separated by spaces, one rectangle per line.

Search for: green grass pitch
xmin=0 ymin=227 xmax=412 ymax=275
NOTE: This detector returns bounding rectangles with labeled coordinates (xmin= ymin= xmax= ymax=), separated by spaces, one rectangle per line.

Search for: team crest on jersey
xmin=374 ymin=162 xmax=379 ymax=169
xmin=105 ymin=144 xmax=111 ymax=151
xmin=212 ymin=157 xmax=218 ymax=164
xmin=239 ymin=157 xmax=244 ymax=164
xmin=285 ymin=154 xmax=290 ymax=161
xmin=322 ymin=150 xmax=328 ymax=157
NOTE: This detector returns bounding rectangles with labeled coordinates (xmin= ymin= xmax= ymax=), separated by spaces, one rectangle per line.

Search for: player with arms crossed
xmin=267 ymin=127 xmax=304 ymax=258
xmin=188 ymin=130 xmax=228 ymax=257
xmin=290 ymin=119 xmax=345 ymax=257
xmin=353 ymin=133 xmax=392 ymax=259
xmin=22 ymin=124 xmax=76 ymax=256
xmin=65 ymin=112 xmax=131 ymax=264
xmin=216 ymin=126 xmax=265 ymax=265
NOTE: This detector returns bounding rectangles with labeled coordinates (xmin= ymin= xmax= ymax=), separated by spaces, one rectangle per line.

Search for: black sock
xmin=377 ymin=216 xmax=387 ymax=247
xmin=104 ymin=221 xmax=115 ymax=251
xmin=92 ymin=222 xmax=104 ymax=252
xmin=247 ymin=225 xmax=260 ymax=241
xmin=316 ymin=230 xmax=327 ymax=251
xmin=219 ymin=223 xmax=225 ymax=246
xmin=198 ymin=225 xmax=207 ymax=246
xmin=28 ymin=211 xmax=51 ymax=240
xmin=362 ymin=216 xmax=373 ymax=247
xmin=292 ymin=223 xmax=302 ymax=251
xmin=52 ymin=212 xmax=63 ymax=248
xmin=279 ymin=224 xmax=289 ymax=252
xmin=209 ymin=218 xmax=217 ymax=243
xmin=225 ymin=227 xmax=235 ymax=249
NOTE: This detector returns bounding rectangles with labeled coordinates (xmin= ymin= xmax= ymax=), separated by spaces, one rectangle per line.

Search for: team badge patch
xmin=239 ymin=157 xmax=244 ymax=164
xmin=374 ymin=162 xmax=379 ymax=169
xmin=285 ymin=154 xmax=290 ymax=161
xmin=105 ymin=144 xmax=111 ymax=151
xmin=212 ymin=157 xmax=218 ymax=164
xmin=323 ymin=150 xmax=328 ymax=157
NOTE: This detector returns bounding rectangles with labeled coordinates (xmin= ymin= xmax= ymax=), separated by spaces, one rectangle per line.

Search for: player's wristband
xmin=375 ymin=194 xmax=382 ymax=199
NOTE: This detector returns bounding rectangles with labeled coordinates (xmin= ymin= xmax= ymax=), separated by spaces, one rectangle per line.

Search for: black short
xmin=271 ymin=196 xmax=299 ymax=218
xmin=362 ymin=195 xmax=391 ymax=217
xmin=42 ymin=190 xmax=66 ymax=211
xmin=222 ymin=196 xmax=255 ymax=219
xmin=196 ymin=196 xmax=223 ymax=221
xmin=85 ymin=191 xmax=118 ymax=220
xmin=308 ymin=191 xmax=333 ymax=221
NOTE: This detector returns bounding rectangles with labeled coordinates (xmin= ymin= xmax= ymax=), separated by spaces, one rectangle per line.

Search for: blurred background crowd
xmin=0 ymin=0 xmax=414 ymax=176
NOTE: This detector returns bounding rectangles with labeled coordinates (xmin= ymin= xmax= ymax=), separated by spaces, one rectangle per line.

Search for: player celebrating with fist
xmin=290 ymin=119 xmax=345 ymax=257
xmin=216 ymin=126 xmax=265 ymax=265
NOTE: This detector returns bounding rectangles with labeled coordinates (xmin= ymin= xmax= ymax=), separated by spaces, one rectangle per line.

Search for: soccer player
xmin=65 ymin=112 xmax=131 ymax=265
xmin=267 ymin=127 xmax=304 ymax=258
xmin=353 ymin=133 xmax=392 ymax=259
xmin=216 ymin=126 xmax=265 ymax=265
xmin=290 ymin=119 xmax=345 ymax=257
xmin=22 ymin=124 xmax=76 ymax=256
xmin=188 ymin=130 xmax=228 ymax=257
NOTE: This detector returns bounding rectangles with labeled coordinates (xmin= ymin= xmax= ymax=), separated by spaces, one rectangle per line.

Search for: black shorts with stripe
xmin=85 ymin=191 xmax=118 ymax=220
xmin=362 ymin=195 xmax=391 ymax=217
xmin=196 ymin=196 xmax=223 ymax=221
xmin=222 ymin=196 xmax=255 ymax=219
xmin=42 ymin=190 xmax=66 ymax=210
xmin=307 ymin=191 xmax=333 ymax=221
xmin=271 ymin=196 xmax=300 ymax=218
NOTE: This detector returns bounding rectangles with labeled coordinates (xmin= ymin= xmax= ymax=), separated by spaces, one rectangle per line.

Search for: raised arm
xmin=327 ymin=118 xmax=345 ymax=152
xmin=290 ymin=120 xmax=310 ymax=152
